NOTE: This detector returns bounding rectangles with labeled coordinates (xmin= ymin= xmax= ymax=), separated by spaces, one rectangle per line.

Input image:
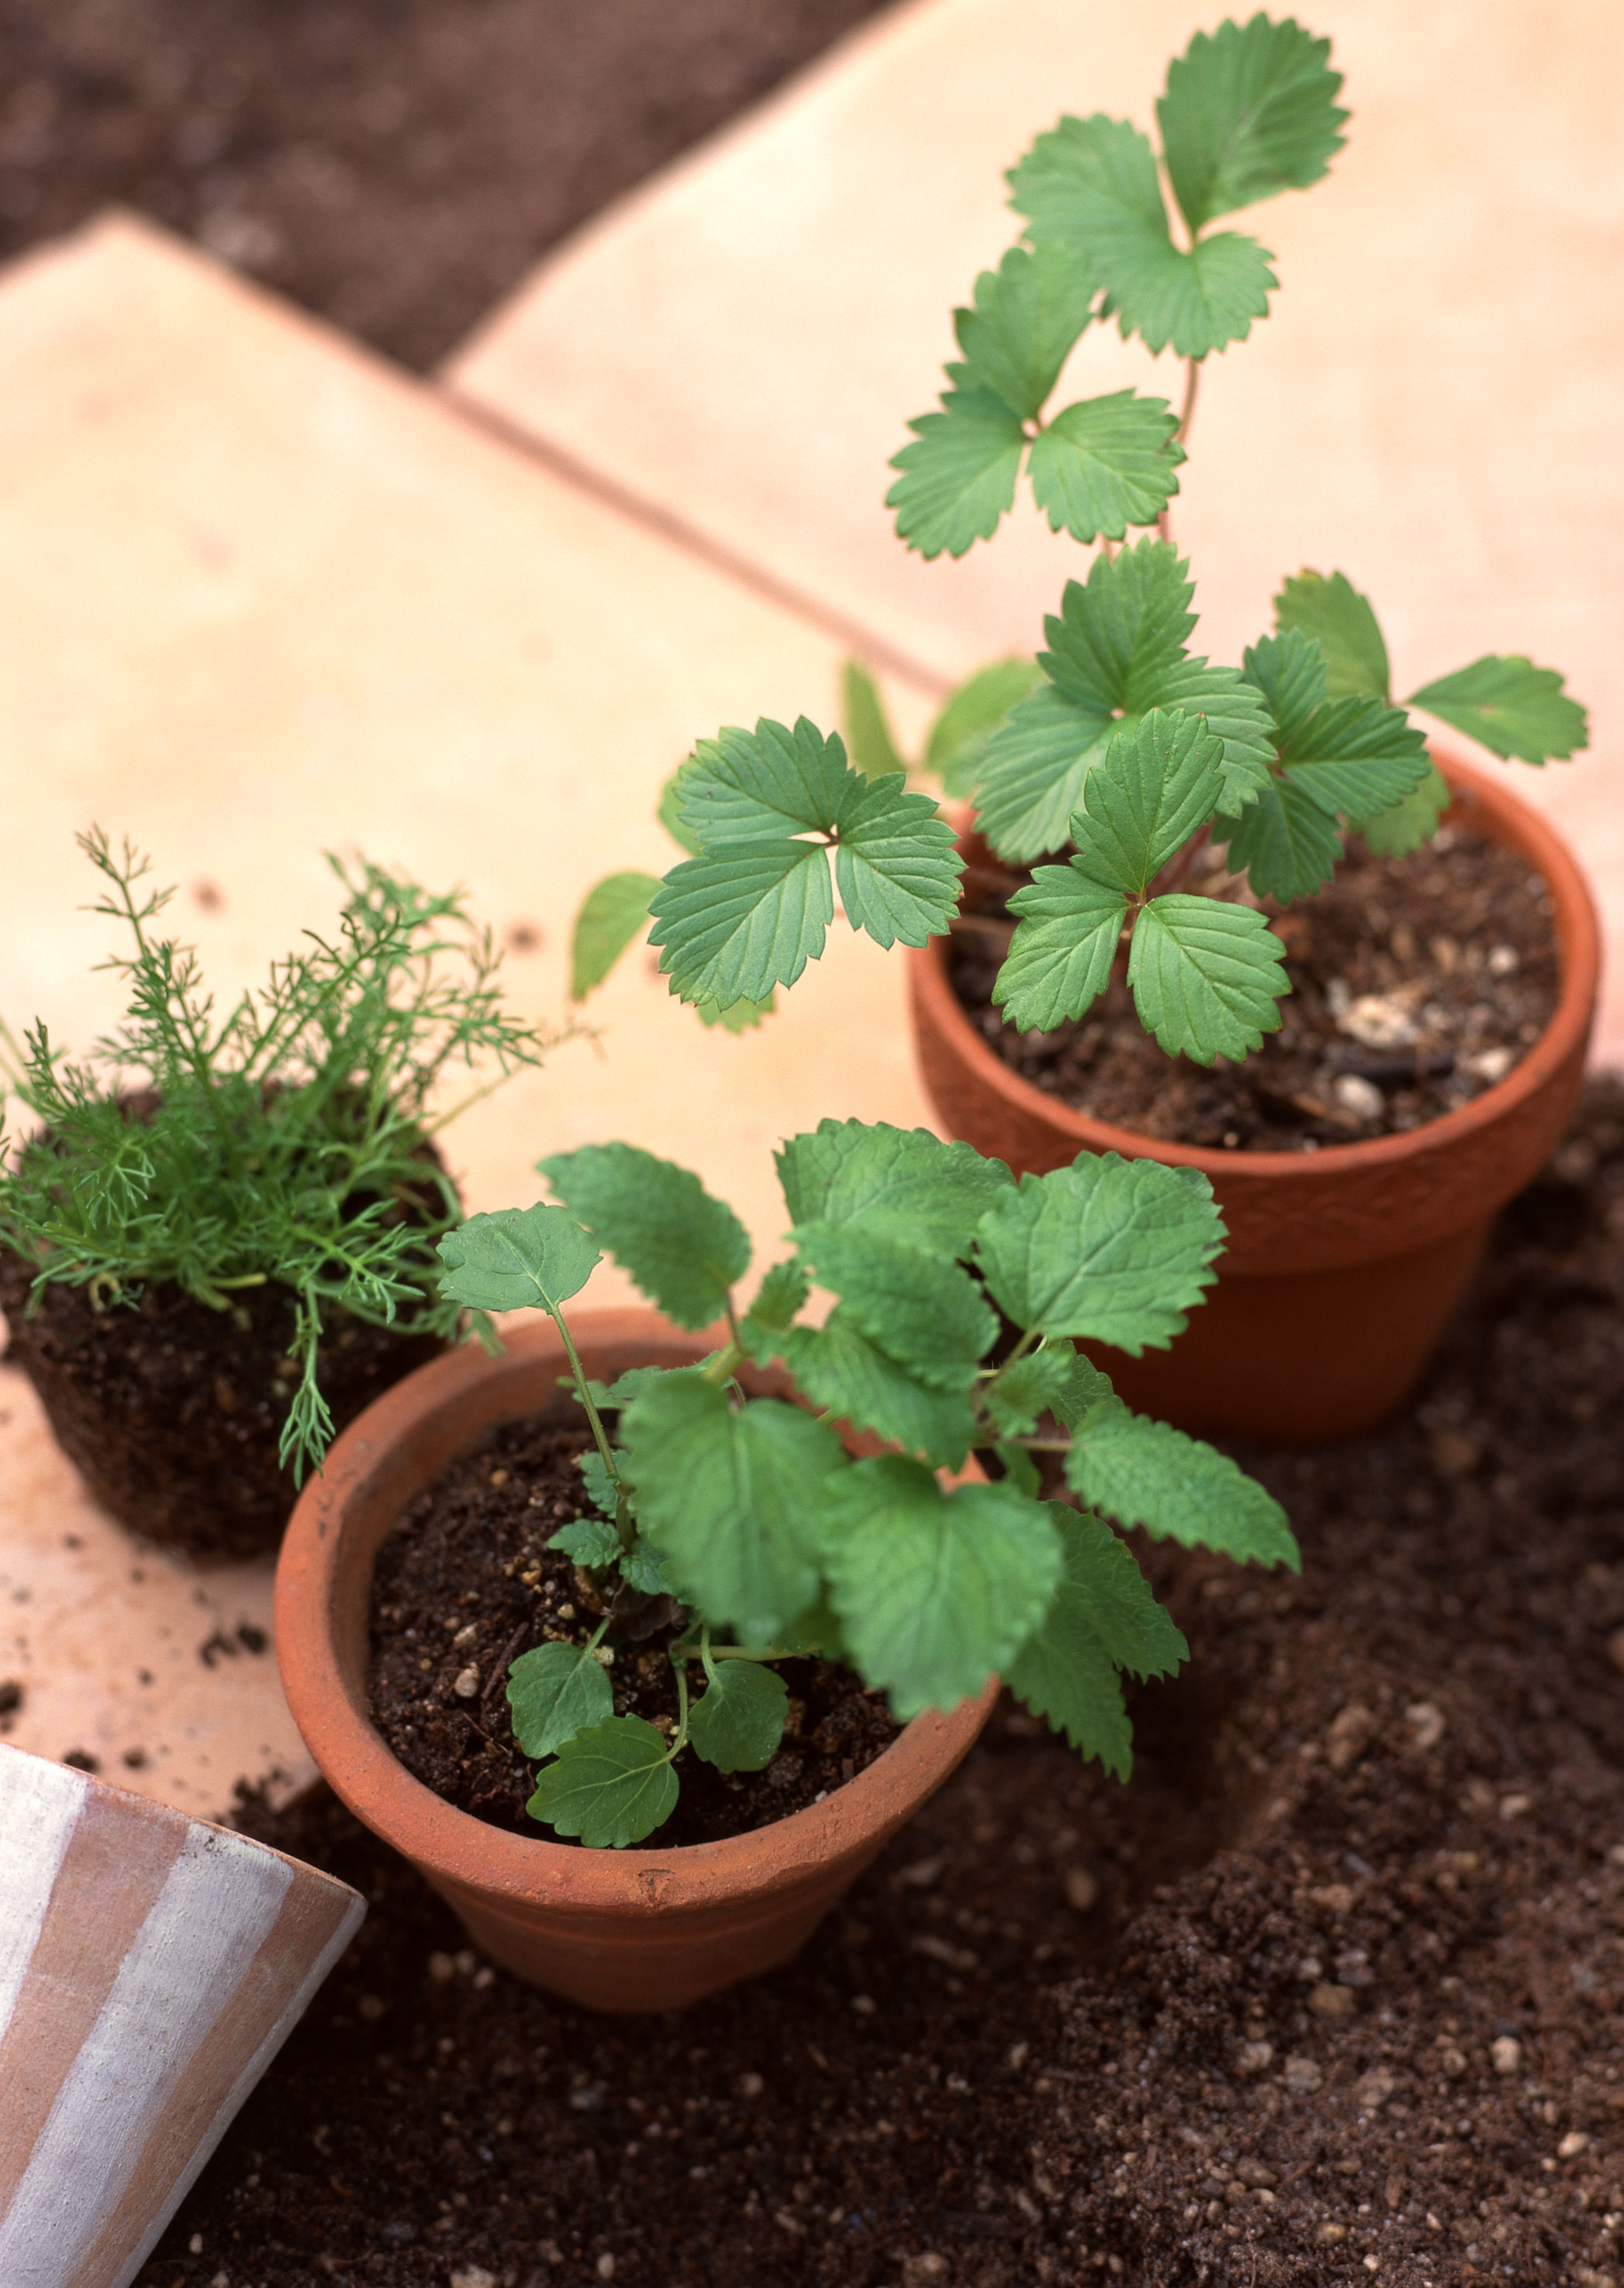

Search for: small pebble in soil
xmin=1491 ymin=2035 xmax=1523 ymax=2075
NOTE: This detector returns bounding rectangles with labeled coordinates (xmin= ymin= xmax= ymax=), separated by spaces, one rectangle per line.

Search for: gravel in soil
xmin=950 ymin=825 xmax=1560 ymax=1152
xmin=138 ymin=1081 xmax=1624 ymax=2287
xmin=368 ymin=1415 xmax=900 ymax=1848
xmin=0 ymin=0 xmax=892 ymax=372
xmin=0 ymin=1250 xmax=444 ymax=1560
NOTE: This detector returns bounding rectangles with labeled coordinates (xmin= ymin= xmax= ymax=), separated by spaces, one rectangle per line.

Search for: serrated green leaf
xmin=832 ymin=772 xmax=964 ymax=948
xmin=822 ymin=1457 xmax=1063 ymax=1718
xmin=1128 ymin=893 xmax=1288 ymax=1064
xmin=886 ymin=386 xmax=1028 ymax=559
xmin=993 ymin=1440 xmax=1043 ymax=1498
xmin=774 ymin=1120 xmax=1014 ymax=1260
xmin=783 ymin=1310 xmax=978 ymax=1468
xmin=1008 ymin=113 xmax=1277 ymax=356
xmin=676 ymin=716 xmax=852 ymax=845
xmin=1048 ymin=1348 xmax=1118 ymax=1430
xmin=841 ymin=661 xmax=908 ymax=781
xmin=527 ymin=1715 xmax=678 ymax=1847
xmin=618 ymin=1537 xmax=671 ymax=1595
xmin=649 ymin=839 xmax=834 ymax=1007
xmin=995 ymin=863 xmax=1126 ymax=1033
xmin=791 ymin=1221 xmax=996 ymax=1390
xmin=619 ymin=1374 xmax=842 ymax=1645
xmin=600 ymin=1367 xmax=668 ymax=1410
xmin=1006 ymin=1506 xmax=1187 ymax=1779
xmin=539 ymin=1142 xmax=749 ymax=1331
xmin=974 ymin=1153 xmax=1224 ymax=1353
xmin=657 ymin=762 xmax=705 ymax=856
xmin=1040 ymin=537 xmax=1197 ymax=711
xmin=925 ymin=657 xmax=1044 ymax=797
xmin=1157 ymin=16 xmax=1346 ymax=237
xmin=572 ymin=1448 xmax=619 ymax=1522
xmin=951 ymin=240 xmax=1098 ymax=421
xmin=696 ymin=992 xmax=776 ymax=1032
xmin=1069 ymin=710 xmax=1226 ymax=894
xmin=1406 ymin=655 xmax=1589 ymax=764
xmin=1242 ymin=623 xmax=1329 ymax=736
xmin=1026 ymin=389 xmax=1183 ymax=543
xmin=549 ymin=1513 xmax=620 ymax=1568
xmin=1273 ymin=569 xmax=1390 ymax=700
xmin=1063 ymin=1408 xmax=1298 ymax=1570
xmin=1218 ymin=774 xmax=1343 ymax=903
xmin=570 ymin=871 xmax=658 ymax=1001
xmin=1358 ymin=762 xmax=1451 ymax=856
xmin=738 ymin=1258 xmax=810 ymax=1364
xmin=437 ymin=1204 xmax=600 ymax=1317
xmin=686 ymin=1654 xmax=790 ymax=1774
xmin=1106 ymin=228 xmax=1277 ymax=359
xmin=973 ymin=684 xmax=1114 ymax=864
xmin=507 ymin=1639 xmax=615 ymax=1761
xmin=983 ymin=1344 xmax=1082 ymax=1437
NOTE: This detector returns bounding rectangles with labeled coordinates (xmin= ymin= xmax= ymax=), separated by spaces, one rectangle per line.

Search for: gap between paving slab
xmin=0 ymin=208 xmax=938 ymax=1816
xmin=444 ymin=0 xmax=1624 ymax=1062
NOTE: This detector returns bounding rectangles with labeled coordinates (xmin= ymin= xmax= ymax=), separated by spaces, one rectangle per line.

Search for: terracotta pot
xmin=275 ymin=1311 xmax=996 ymax=2013
xmin=0 ymin=1742 xmax=363 ymax=2288
xmin=908 ymin=751 xmax=1599 ymax=1442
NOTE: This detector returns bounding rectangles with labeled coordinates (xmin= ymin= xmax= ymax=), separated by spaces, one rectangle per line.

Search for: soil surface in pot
xmin=140 ymin=1081 xmax=1624 ymax=2286
xmin=366 ymin=1414 xmax=900 ymax=1849
xmin=0 ymin=1251 xmax=445 ymax=1560
xmin=951 ymin=824 xmax=1559 ymax=1152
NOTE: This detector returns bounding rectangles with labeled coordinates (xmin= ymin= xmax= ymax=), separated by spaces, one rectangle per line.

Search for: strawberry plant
xmin=437 ymin=1122 xmax=1297 ymax=1847
xmin=570 ymin=14 xmax=1587 ymax=1066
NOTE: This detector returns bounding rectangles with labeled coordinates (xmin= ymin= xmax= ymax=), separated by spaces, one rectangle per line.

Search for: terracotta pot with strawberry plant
xmin=572 ymin=16 xmax=1596 ymax=1440
xmin=274 ymin=1118 xmax=1295 ymax=2011
xmin=0 ymin=831 xmax=566 ymax=1557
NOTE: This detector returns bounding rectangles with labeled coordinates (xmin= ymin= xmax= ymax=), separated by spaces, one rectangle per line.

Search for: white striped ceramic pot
xmin=0 ymin=1744 xmax=364 ymax=2288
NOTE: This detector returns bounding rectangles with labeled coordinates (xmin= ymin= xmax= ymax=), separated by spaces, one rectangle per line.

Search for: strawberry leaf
xmin=1157 ymin=16 xmax=1346 ymax=237
xmin=1026 ymin=389 xmax=1184 ymax=543
xmin=886 ymin=386 xmax=1027 ymax=559
xmin=1407 ymin=656 xmax=1589 ymax=764
xmin=570 ymin=871 xmax=657 ymax=1001
xmin=1128 ymin=894 xmax=1288 ymax=1064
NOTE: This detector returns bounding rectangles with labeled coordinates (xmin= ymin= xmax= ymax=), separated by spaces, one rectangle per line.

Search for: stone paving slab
xmin=445 ymin=0 xmax=1624 ymax=1059
xmin=0 ymin=212 xmax=935 ymax=1816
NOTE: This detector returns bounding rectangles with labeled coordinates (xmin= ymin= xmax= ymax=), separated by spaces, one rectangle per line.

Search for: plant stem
xmin=1176 ymin=357 xmax=1201 ymax=444
xmin=701 ymin=1338 xmax=745 ymax=1388
xmin=548 ymin=1304 xmax=621 ymax=1490
xmin=667 ymin=1647 xmax=691 ymax=1761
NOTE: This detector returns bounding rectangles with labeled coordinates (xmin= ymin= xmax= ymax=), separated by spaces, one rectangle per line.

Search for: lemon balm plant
xmin=0 ymin=831 xmax=564 ymax=1554
xmin=570 ymin=13 xmax=1585 ymax=1069
xmin=436 ymin=1122 xmax=1296 ymax=1848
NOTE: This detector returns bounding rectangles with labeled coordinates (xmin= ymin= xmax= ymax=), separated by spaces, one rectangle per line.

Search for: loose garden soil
xmin=367 ymin=1415 xmax=900 ymax=1849
xmin=134 ymin=1078 xmax=1624 ymax=2286
xmin=0 ymin=0 xmax=892 ymax=372
xmin=950 ymin=825 xmax=1560 ymax=1153
xmin=0 ymin=1252 xmax=444 ymax=1559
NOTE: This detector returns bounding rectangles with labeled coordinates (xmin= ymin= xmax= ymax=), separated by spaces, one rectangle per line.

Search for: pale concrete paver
xmin=446 ymin=0 xmax=1624 ymax=1058
xmin=0 ymin=213 xmax=936 ymax=1815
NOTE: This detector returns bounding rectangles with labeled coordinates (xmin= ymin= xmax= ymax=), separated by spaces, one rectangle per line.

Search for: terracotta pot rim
xmin=275 ymin=1312 xmax=996 ymax=1921
xmin=914 ymin=747 xmax=1599 ymax=1183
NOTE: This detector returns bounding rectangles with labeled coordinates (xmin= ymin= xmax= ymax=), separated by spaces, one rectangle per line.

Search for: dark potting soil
xmin=0 ymin=0 xmax=893 ymax=373
xmin=367 ymin=1415 xmax=900 ymax=1850
xmin=951 ymin=825 xmax=1560 ymax=1153
xmin=137 ymin=1078 xmax=1624 ymax=2286
xmin=0 ymin=1250 xmax=444 ymax=1560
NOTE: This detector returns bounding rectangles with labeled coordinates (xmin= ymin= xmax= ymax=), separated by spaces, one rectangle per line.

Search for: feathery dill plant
xmin=0 ymin=828 xmax=563 ymax=1480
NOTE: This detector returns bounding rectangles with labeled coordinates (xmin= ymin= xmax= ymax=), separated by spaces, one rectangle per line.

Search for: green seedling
xmin=0 ymin=830 xmax=566 ymax=1480
xmin=572 ymin=15 xmax=1586 ymax=1067
xmin=437 ymin=1122 xmax=1298 ymax=1847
